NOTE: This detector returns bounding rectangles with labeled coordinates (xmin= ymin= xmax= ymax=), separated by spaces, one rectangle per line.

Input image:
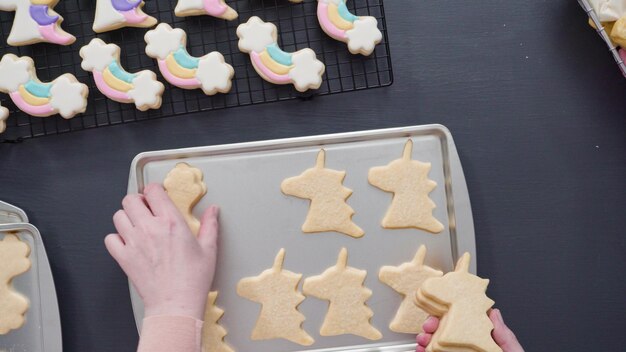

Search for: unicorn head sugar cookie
xmin=0 ymin=54 xmax=88 ymax=119
xmin=0 ymin=0 xmax=76 ymax=46
xmin=237 ymin=16 xmax=325 ymax=93
xmin=317 ymin=0 xmax=382 ymax=55
xmin=93 ymin=0 xmax=157 ymax=33
xmin=174 ymin=0 xmax=238 ymax=20
xmin=145 ymin=24 xmax=234 ymax=95
xmin=80 ymin=39 xmax=165 ymax=111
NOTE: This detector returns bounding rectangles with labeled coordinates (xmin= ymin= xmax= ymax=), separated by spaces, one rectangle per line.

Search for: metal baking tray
xmin=126 ymin=124 xmax=476 ymax=352
xmin=0 ymin=201 xmax=28 ymax=224
xmin=0 ymin=223 xmax=62 ymax=352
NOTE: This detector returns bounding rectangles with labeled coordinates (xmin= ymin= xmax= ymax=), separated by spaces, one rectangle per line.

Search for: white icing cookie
xmin=93 ymin=0 xmax=157 ymax=33
xmin=0 ymin=104 xmax=8 ymax=134
xmin=0 ymin=0 xmax=76 ymax=46
xmin=145 ymin=24 xmax=234 ymax=95
xmin=237 ymin=16 xmax=325 ymax=93
xmin=316 ymin=0 xmax=382 ymax=55
xmin=80 ymin=38 xmax=165 ymax=111
xmin=175 ymin=0 xmax=237 ymax=20
xmin=0 ymin=54 xmax=88 ymax=119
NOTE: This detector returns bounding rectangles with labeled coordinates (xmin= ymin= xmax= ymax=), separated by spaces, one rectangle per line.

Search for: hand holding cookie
xmin=104 ymin=183 xmax=220 ymax=320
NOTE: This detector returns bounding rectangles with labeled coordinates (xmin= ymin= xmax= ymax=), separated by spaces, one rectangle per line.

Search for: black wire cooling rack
xmin=0 ymin=0 xmax=393 ymax=141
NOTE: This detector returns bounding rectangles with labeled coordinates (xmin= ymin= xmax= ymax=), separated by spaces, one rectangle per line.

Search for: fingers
xmin=122 ymin=193 xmax=154 ymax=225
xmin=143 ymin=183 xmax=184 ymax=222
xmin=113 ymin=210 xmax=134 ymax=243
xmin=416 ymin=332 xmax=432 ymax=347
xmin=416 ymin=347 xmax=426 ymax=352
xmin=104 ymin=233 xmax=127 ymax=266
xmin=490 ymin=309 xmax=524 ymax=351
xmin=198 ymin=205 xmax=219 ymax=253
xmin=422 ymin=316 xmax=439 ymax=334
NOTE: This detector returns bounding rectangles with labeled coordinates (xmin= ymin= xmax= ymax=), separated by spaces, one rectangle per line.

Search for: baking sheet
xmin=0 ymin=223 xmax=62 ymax=352
xmin=127 ymin=124 xmax=476 ymax=352
xmin=0 ymin=201 xmax=28 ymax=224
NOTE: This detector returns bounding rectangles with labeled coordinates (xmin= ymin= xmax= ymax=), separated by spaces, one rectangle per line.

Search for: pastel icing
xmin=144 ymin=23 xmax=234 ymax=95
xmin=174 ymin=0 xmax=238 ymax=21
xmin=316 ymin=0 xmax=382 ymax=56
xmin=237 ymin=16 xmax=325 ymax=92
xmin=80 ymin=38 xmax=164 ymax=111
xmin=0 ymin=0 xmax=76 ymax=46
xmin=0 ymin=54 xmax=88 ymax=118
xmin=0 ymin=104 xmax=9 ymax=134
xmin=93 ymin=0 xmax=157 ymax=33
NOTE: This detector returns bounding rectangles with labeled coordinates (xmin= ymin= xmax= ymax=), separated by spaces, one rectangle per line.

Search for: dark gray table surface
xmin=1 ymin=1 xmax=625 ymax=351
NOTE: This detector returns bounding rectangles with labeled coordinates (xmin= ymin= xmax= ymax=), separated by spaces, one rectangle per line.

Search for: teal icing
xmin=338 ymin=0 xmax=358 ymax=23
xmin=108 ymin=61 xmax=136 ymax=83
xmin=173 ymin=46 xmax=200 ymax=69
xmin=266 ymin=43 xmax=293 ymax=66
xmin=24 ymin=79 xmax=51 ymax=98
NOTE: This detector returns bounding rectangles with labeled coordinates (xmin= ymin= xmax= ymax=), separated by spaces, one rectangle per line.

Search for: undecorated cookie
xmin=0 ymin=0 xmax=76 ymax=46
xmin=163 ymin=162 xmax=208 ymax=236
xmin=236 ymin=249 xmax=314 ymax=346
xmin=0 ymin=234 xmax=31 ymax=335
xmin=303 ymin=248 xmax=382 ymax=340
xmin=379 ymin=245 xmax=443 ymax=334
xmin=93 ymin=0 xmax=157 ymax=33
xmin=174 ymin=0 xmax=238 ymax=20
xmin=80 ymin=38 xmax=164 ymax=111
xmin=237 ymin=16 xmax=325 ymax=92
xmin=202 ymin=291 xmax=235 ymax=352
xmin=368 ymin=139 xmax=444 ymax=234
xmin=0 ymin=54 xmax=88 ymax=119
xmin=145 ymin=24 xmax=234 ymax=95
xmin=416 ymin=253 xmax=501 ymax=352
xmin=281 ymin=149 xmax=364 ymax=238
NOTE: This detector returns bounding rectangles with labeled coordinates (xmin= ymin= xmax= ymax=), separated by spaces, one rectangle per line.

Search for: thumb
xmin=105 ymin=233 xmax=128 ymax=268
xmin=490 ymin=309 xmax=522 ymax=351
xmin=198 ymin=205 xmax=219 ymax=254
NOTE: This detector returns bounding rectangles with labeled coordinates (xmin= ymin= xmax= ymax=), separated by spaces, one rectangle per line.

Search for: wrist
xmin=144 ymin=297 xmax=205 ymax=321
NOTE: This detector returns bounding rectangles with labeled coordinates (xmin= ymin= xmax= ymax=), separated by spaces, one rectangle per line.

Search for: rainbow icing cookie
xmin=0 ymin=0 xmax=76 ymax=46
xmin=0 ymin=104 xmax=9 ymax=134
xmin=237 ymin=16 xmax=325 ymax=93
xmin=80 ymin=39 xmax=165 ymax=111
xmin=93 ymin=0 xmax=157 ymax=33
xmin=174 ymin=0 xmax=237 ymax=20
xmin=317 ymin=0 xmax=382 ymax=55
xmin=0 ymin=54 xmax=88 ymax=119
xmin=145 ymin=24 xmax=235 ymax=95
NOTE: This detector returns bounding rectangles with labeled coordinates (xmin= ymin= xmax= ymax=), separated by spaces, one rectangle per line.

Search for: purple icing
xmin=29 ymin=5 xmax=59 ymax=26
xmin=111 ymin=0 xmax=142 ymax=12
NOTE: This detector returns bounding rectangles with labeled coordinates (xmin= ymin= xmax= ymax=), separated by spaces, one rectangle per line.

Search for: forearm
xmin=138 ymin=315 xmax=203 ymax=352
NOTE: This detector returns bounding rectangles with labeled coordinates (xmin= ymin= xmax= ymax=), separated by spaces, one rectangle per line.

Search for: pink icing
xmin=157 ymin=60 xmax=200 ymax=88
xmin=10 ymin=91 xmax=54 ymax=116
xmin=122 ymin=8 xmax=148 ymax=24
xmin=93 ymin=71 xmax=132 ymax=102
xmin=204 ymin=0 xmax=228 ymax=16
xmin=317 ymin=3 xmax=347 ymax=40
xmin=250 ymin=51 xmax=292 ymax=83
xmin=39 ymin=24 xmax=74 ymax=45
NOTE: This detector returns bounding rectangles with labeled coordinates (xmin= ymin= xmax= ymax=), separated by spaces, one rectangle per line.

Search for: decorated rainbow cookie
xmin=93 ymin=0 xmax=157 ymax=33
xmin=145 ymin=24 xmax=234 ymax=95
xmin=317 ymin=0 xmax=382 ymax=55
xmin=175 ymin=0 xmax=237 ymax=20
xmin=0 ymin=0 xmax=76 ymax=46
xmin=0 ymin=54 xmax=88 ymax=119
xmin=0 ymin=104 xmax=8 ymax=134
xmin=237 ymin=16 xmax=325 ymax=93
xmin=80 ymin=39 xmax=165 ymax=111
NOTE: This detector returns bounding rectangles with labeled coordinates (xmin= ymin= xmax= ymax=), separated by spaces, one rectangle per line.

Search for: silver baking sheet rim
xmin=0 ymin=223 xmax=62 ymax=352
xmin=0 ymin=200 xmax=29 ymax=224
xmin=126 ymin=124 xmax=476 ymax=352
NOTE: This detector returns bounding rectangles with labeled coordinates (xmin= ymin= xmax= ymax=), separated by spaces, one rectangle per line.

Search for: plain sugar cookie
xmin=93 ymin=0 xmax=157 ymax=33
xmin=163 ymin=162 xmax=208 ymax=236
xmin=379 ymin=245 xmax=443 ymax=334
xmin=0 ymin=0 xmax=76 ymax=46
xmin=202 ymin=291 xmax=235 ymax=352
xmin=281 ymin=149 xmax=364 ymax=238
xmin=303 ymin=248 xmax=382 ymax=340
xmin=0 ymin=234 xmax=31 ymax=335
xmin=368 ymin=139 xmax=444 ymax=234
xmin=236 ymin=249 xmax=314 ymax=346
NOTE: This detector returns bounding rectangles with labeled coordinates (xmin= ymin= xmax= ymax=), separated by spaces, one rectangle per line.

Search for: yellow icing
xmin=328 ymin=3 xmax=354 ymax=30
xmin=166 ymin=54 xmax=197 ymax=79
xmin=103 ymin=67 xmax=133 ymax=92
xmin=259 ymin=50 xmax=292 ymax=75
xmin=18 ymin=85 xmax=49 ymax=106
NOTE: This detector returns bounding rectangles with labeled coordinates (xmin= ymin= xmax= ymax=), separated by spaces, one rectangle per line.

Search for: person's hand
xmin=105 ymin=183 xmax=219 ymax=321
xmin=416 ymin=309 xmax=524 ymax=352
